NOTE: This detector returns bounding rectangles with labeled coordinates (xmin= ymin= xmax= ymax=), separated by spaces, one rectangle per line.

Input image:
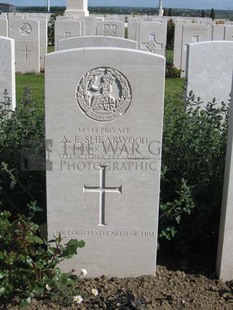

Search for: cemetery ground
xmin=1 ymin=72 xmax=233 ymax=309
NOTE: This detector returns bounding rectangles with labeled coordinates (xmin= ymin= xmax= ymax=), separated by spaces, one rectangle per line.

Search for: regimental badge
xmin=19 ymin=23 xmax=32 ymax=36
xmin=76 ymin=67 xmax=132 ymax=122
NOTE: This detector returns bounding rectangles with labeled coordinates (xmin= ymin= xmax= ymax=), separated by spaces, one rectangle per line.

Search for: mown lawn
xmin=16 ymin=73 xmax=45 ymax=108
xmin=16 ymin=73 xmax=184 ymax=107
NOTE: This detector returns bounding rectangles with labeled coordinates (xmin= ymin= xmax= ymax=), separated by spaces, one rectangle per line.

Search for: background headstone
xmin=186 ymin=41 xmax=233 ymax=105
xmin=57 ymin=36 xmax=138 ymax=51
xmin=8 ymin=19 xmax=40 ymax=73
xmin=96 ymin=21 xmax=125 ymax=38
xmin=225 ymin=26 xmax=233 ymax=41
xmin=0 ymin=17 xmax=8 ymax=37
xmin=0 ymin=36 xmax=16 ymax=111
xmin=173 ymin=24 xmax=211 ymax=76
xmin=45 ymin=47 xmax=165 ymax=277
xmin=54 ymin=20 xmax=82 ymax=50
xmin=217 ymin=76 xmax=233 ymax=281
xmin=137 ymin=21 xmax=167 ymax=56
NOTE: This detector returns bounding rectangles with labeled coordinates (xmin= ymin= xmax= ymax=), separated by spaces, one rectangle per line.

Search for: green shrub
xmin=166 ymin=64 xmax=181 ymax=78
xmin=0 ymin=208 xmax=85 ymax=307
xmin=159 ymin=89 xmax=229 ymax=255
xmin=0 ymin=87 xmax=45 ymax=221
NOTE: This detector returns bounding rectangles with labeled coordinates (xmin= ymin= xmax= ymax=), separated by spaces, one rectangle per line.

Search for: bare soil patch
xmin=3 ymin=265 xmax=233 ymax=310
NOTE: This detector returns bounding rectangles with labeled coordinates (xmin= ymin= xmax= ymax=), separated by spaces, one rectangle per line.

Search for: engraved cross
xmin=22 ymin=45 xmax=31 ymax=60
xmin=141 ymin=34 xmax=163 ymax=52
xmin=83 ymin=165 xmax=122 ymax=226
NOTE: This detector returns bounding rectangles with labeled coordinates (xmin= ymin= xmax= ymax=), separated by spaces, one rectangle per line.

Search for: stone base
xmin=65 ymin=9 xmax=89 ymax=17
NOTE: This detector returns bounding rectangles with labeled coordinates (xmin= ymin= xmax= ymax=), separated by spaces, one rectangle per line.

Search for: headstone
xmin=137 ymin=22 xmax=167 ymax=56
xmin=174 ymin=24 xmax=211 ymax=77
xmin=8 ymin=19 xmax=40 ymax=73
xmin=96 ymin=21 xmax=125 ymax=38
xmin=45 ymin=47 xmax=165 ymax=277
xmin=76 ymin=16 xmax=97 ymax=36
xmin=57 ymin=36 xmax=138 ymax=51
xmin=33 ymin=17 xmax=48 ymax=71
xmin=0 ymin=36 xmax=16 ymax=111
xmin=0 ymin=17 xmax=8 ymax=37
xmin=54 ymin=20 xmax=82 ymax=51
xmin=127 ymin=18 xmax=140 ymax=41
xmin=186 ymin=41 xmax=233 ymax=105
xmin=65 ymin=0 xmax=89 ymax=17
xmin=212 ymin=24 xmax=225 ymax=40
xmin=225 ymin=26 xmax=233 ymax=41
xmin=217 ymin=76 xmax=233 ymax=281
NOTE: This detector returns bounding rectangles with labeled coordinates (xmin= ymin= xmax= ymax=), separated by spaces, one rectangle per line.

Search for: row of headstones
xmin=174 ymin=23 xmax=233 ymax=77
xmin=1 ymin=32 xmax=233 ymax=280
xmin=55 ymin=17 xmax=167 ymax=57
xmin=54 ymin=17 xmax=233 ymax=69
xmin=44 ymin=43 xmax=233 ymax=279
xmin=0 ymin=13 xmax=49 ymax=73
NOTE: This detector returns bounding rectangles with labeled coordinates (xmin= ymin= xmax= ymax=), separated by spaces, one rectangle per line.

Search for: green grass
xmin=48 ymin=46 xmax=54 ymax=53
xmin=15 ymin=73 xmax=184 ymax=108
xmin=165 ymin=49 xmax=173 ymax=65
xmin=165 ymin=78 xmax=185 ymax=103
xmin=16 ymin=73 xmax=45 ymax=107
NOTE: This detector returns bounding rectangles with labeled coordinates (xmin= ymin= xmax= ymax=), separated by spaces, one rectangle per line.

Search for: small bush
xmin=159 ymin=88 xmax=229 ymax=258
xmin=166 ymin=64 xmax=181 ymax=78
xmin=0 ymin=87 xmax=45 ymax=222
xmin=0 ymin=208 xmax=85 ymax=307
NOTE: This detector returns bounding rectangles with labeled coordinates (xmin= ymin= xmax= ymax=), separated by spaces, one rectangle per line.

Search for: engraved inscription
xmin=64 ymin=32 xmax=71 ymax=38
xmin=141 ymin=34 xmax=163 ymax=53
xmin=22 ymin=45 xmax=31 ymax=60
xmin=53 ymin=229 xmax=156 ymax=238
xmin=192 ymin=36 xmax=199 ymax=43
xmin=103 ymin=24 xmax=117 ymax=36
xmin=76 ymin=67 xmax=132 ymax=122
xmin=83 ymin=165 xmax=122 ymax=226
xmin=19 ymin=23 xmax=32 ymax=36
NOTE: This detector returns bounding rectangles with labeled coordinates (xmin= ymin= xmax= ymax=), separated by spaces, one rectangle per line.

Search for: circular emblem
xmin=19 ymin=23 xmax=32 ymax=36
xmin=76 ymin=67 xmax=132 ymax=122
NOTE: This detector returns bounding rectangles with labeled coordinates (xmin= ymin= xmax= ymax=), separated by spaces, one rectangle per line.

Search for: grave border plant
xmin=159 ymin=85 xmax=230 ymax=269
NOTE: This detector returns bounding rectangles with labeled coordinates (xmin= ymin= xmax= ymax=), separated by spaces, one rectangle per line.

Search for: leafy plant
xmin=165 ymin=64 xmax=181 ymax=78
xmin=0 ymin=87 xmax=45 ymax=222
xmin=0 ymin=209 xmax=85 ymax=307
xmin=159 ymin=86 xmax=229 ymax=257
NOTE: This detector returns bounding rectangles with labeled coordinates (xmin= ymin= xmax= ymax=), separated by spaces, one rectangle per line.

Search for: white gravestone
xmin=0 ymin=37 xmax=16 ymax=111
xmin=225 ymin=26 xmax=233 ymax=41
xmin=45 ymin=47 xmax=165 ymax=277
xmin=54 ymin=20 xmax=82 ymax=51
xmin=0 ymin=18 xmax=8 ymax=37
xmin=186 ymin=41 xmax=233 ymax=105
xmin=8 ymin=19 xmax=40 ymax=73
xmin=173 ymin=24 xmax=210 ymax=76
xmin=33 ymin=17 xmax=48 ymax=71
xmin=65 ymin=0 xmax=89 ymax=17
xmin=76 ymin=17 xmax=97 ymax=36
xmin=137 ymin=22 xmax=167 ymax=56
xmin=212 ymin=24 xmax=225 ymax=40
xmin=57 ymin=36 xmax=138 ymax=51
xmin=127 ymin=18 xmax=140 ymax=41
xmin=96 ymin=21 xmax=125 ymax=38
xmin=217 ymin=77 xmax=233 ymax=281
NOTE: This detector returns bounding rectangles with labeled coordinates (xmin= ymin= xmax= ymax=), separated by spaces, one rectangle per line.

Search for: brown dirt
xmin=3 ymin=265 xmax=233 ymax=310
